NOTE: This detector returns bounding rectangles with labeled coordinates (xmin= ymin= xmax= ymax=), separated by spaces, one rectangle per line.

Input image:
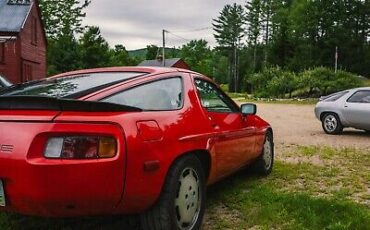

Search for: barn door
xmin=22 ymin=61 xmax=33 ymax=82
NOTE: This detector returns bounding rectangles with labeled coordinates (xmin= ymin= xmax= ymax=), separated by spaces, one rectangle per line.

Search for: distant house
xmin=138 ymin=57 xmax=190 ymax=70
xmin=0 ymin=0 xmax=47 ymax=84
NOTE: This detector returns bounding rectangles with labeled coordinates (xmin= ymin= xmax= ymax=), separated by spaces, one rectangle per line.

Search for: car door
xmin=193 ymin=78 xmax=256 ymax=178
xmin=343 ymin=90 xmax=370 ymax=130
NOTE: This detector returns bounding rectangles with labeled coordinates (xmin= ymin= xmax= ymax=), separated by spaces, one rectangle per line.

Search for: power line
xmin=166 ymin=31 xmax=191 ymax=42
xmin=168 ymin=27 xmax=212 ymax=34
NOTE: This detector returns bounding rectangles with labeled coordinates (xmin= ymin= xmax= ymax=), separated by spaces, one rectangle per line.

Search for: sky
xmin=83 ymin=0 xmax=245 ymax=51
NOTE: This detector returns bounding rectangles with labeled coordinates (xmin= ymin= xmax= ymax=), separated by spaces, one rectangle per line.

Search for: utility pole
xmin=334 ymin=46 xmax=338 ymax=73
xmin=162 ymin=29 xmax=166 ymax=67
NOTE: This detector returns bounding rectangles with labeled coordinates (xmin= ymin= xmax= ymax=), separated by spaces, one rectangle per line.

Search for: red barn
xmin=0 ymin=0 xmax=46 ymax=84
xmin=138 ymin=57 xmax=190 ymax=70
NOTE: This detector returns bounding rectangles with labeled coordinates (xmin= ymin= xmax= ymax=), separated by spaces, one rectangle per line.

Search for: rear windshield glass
xmin=322 ymin=91 xmax=348 ymax=102
xmin=0 ymin=72 xmax=145 ymax=98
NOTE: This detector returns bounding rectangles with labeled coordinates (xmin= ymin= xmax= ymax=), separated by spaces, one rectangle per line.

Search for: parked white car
xmin=315 ymin=87 xmax=370 ymax=134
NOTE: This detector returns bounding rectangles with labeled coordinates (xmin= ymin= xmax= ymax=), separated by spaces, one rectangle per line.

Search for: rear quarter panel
xmin=60 ymin=73 xmax=213 ymax=213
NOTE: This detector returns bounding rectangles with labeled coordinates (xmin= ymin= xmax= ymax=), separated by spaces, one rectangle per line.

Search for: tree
xmin=109 ymin=45 xmax=137 ymax=67
xmin=146 ymin=45 xmax=159 ymax=60
xmin=246 ymin=0 xmax=262 ymax=71
xmin=180 ymin=40 xmax=213 ymax=76
xmin=38 ymin=0 xmax=91 ymax=39
xmin=213 ymin=3 xmax=245 ymax=92
xmin=47 ymin=32 xmax=81 ymax=75
xmin=79 ymin=26 xmax=110 ymax=69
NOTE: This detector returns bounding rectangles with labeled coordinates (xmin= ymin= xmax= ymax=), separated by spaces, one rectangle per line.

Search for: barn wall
xmin=19 ymin=4 xmax=46 ymax=81
xmin=0 ymin=39 xmax=21 ymax=84
xmin=173 ymin=61 xmax=190 ymax=70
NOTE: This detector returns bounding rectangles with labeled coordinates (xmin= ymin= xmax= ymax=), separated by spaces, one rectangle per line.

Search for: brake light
xmin=44 ymin=136 xmax=117 ymax=159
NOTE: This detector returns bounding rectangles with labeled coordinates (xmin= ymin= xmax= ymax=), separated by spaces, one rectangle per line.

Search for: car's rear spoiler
xmin=0 ymin=96 xmax=142 ymax=112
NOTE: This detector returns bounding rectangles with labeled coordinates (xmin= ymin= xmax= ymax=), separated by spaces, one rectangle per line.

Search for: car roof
xmin=50 ymin=66 xmax=199 ymax=79
xmin=350 ymin=87 xmax=370 ymax=91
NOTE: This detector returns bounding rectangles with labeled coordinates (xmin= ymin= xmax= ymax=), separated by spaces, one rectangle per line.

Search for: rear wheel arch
xmin=321 ymin=112 xmax=343 ymax=134
xmin=174 ymin=149 xmax=211 ymax=180
xmin=151 ymin=149 xmax=211 ymax=206
xmin=141 ymin=151 xmax=208 ymax=230
xmin=320 ymin=111 xmax=338 ymax=121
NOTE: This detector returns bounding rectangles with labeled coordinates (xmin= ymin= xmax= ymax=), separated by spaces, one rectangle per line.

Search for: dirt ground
xmin=255 ymin=103 xmax=370 ymax=150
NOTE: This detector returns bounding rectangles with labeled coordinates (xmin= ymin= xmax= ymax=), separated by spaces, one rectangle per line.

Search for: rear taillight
xmin=44 ymin=136 xmax=117 ymax=159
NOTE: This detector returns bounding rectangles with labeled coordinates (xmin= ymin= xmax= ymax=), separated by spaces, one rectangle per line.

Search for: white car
xmin=315 ymin=87 xmax=370 ymax=134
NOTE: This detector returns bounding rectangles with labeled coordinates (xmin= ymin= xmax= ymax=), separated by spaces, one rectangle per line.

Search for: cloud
xmin=83 ymin=0 xmax=245 ymax=50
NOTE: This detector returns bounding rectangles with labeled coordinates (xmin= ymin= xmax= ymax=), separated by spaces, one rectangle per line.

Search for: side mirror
xmin=241 ymin=103 xmax=257 ymax=116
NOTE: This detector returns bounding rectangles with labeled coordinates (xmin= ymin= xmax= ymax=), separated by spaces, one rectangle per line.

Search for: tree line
xmin=213 ymin=0 xmax=370 ymax=93
xmin=39 ymin=0 xmax=369 ymax=97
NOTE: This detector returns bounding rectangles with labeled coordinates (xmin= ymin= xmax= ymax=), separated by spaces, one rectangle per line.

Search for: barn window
xmin=31 ymin=16 xmax=37 ymax=45
xmin=0 ymin=43 xmax=4 ymax=63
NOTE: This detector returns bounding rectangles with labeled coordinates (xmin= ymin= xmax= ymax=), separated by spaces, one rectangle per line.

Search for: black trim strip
xmin=0 ymin=96 xmax=142 ymax=112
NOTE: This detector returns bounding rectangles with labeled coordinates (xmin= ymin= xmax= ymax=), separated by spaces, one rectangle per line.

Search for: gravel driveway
xmin=255 ymin=103 xmax=370 ymax=150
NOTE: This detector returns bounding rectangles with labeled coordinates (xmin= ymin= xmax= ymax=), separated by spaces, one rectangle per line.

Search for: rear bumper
xmin=0 ymin=122 xmax=126 ymax=217
xmin=0 ymin=158 xmax=124 ymax=217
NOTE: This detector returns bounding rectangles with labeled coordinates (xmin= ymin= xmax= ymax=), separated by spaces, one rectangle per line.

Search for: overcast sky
xmin=83 ymin=0 xmax=245 ymax=50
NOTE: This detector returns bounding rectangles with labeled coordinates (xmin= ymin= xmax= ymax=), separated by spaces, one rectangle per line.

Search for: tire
xmin=252 ymin=131 xmax=274 ymax=176
xmin=322 ymin=113 xmax=343 ymax=135
xmin=141 ymin=155 xmax=206 ymax=230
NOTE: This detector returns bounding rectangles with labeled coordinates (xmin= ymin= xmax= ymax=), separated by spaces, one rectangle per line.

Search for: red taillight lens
xmin=44 ymin=136 xmax=116 ymax=159
xmin=62 ymin=137 xmax=99 ymax=159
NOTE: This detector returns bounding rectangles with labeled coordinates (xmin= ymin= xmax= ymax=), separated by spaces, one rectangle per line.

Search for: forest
xmin=39 ymin=0 xmax=370 ymax=97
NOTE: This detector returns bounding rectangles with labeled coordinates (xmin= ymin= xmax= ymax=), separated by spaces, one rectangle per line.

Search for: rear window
xmin=102 ymin=77 xmax=183 ymax=111
xmin=322 ymin=91 xmax=348 ymax=102
xmin=0 ymin=72 xmax=145 ymax=98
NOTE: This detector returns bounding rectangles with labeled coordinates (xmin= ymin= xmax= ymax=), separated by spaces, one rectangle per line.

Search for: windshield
xmin=0 ymin=72 xmax=145 ymax=98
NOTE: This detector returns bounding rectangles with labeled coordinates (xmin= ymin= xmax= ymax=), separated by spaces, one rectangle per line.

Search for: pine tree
xmin=213 ymin=3 xmax=245 ymax=92
xmin=246 ymin=0 xmax=262 ymax=71
xmin=79 ymin=26 xmax=110 ymax=69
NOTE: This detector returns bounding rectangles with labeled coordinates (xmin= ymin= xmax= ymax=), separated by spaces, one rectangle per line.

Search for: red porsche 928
xmin=0 ymin=67 xmax=273 ymax=230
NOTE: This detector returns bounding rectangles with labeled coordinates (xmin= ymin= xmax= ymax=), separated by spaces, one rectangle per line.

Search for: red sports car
xmin=0 ymin=67 xmax=273 ymax=230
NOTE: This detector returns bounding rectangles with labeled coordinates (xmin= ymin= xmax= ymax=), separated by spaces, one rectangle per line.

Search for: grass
xmin=1 ymin=146 xmax=369 ymax=229
xmin=205 ymin=160 xmax=370 ymax=230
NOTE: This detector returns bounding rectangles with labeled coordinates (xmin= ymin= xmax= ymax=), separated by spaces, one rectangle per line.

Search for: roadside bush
xmin=246 ymin=67 xmax=363 ymax=98
xmin=248 ymin=67 xmax=299 ymax=98
xmin=299 ymin=67 xmax=362 ymax=96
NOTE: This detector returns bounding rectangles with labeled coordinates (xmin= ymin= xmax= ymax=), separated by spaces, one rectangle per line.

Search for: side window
xmin=194 ymin=79 xmax=237 ymax=113
xmin=102 ymin=77 xmax=183 ymax=111
xmin=347 ymin=90 xmax=370 ymax=103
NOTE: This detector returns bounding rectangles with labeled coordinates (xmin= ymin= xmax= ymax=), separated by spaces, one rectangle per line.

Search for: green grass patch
xmin=206 ymin=161 xmax=370 ymax=230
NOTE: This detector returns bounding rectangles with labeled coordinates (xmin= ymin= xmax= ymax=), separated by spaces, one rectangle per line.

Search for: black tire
xmin=321 ymin=113 xmax=343 ymax=135
xmin=140 ymin=155 xmax=206 ymax=230
xmin=252 ymin=131 xmax=274 ymax=176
